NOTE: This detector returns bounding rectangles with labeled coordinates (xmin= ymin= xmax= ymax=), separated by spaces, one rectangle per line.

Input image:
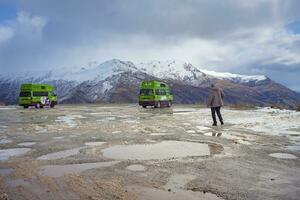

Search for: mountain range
xmin=1 ymin=59 xmax=300 ymax=109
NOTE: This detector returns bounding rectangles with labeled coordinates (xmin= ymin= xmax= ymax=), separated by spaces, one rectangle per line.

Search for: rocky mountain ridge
xmin=1 ymin=59 xmax=299 ymax=109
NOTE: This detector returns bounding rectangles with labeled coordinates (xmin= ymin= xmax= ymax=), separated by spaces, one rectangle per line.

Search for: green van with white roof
xmin=19 ymin=83 xmax=57 ymax=108
xmin=139 ymin=80 xmax=173 ymax=108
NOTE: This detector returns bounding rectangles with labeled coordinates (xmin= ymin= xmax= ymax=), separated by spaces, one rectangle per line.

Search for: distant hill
xmin=1 ymin=59 xmax=300 ymax=109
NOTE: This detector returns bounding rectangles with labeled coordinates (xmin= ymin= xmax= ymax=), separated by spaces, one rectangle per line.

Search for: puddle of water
xmin=127 ymin=185 xmax=223 ymax=200
xmin=7 ymin=179 xmax=31 ymax=188
xmin=85 ymin=142 xmax=105 ymax=146
xmin=287 ymin=145 xmax=300 ymax=151
xmin=126 ymin=164 xmax=146 ymax=171
xmin=52 ymin=136 xmax=65 ymax=140
xmin=128 ymin=173 xmax=224 ymax=200
xmin=0 ymin=139 xmax=12 ymax=144
xmin=269 ymin=153 xmax=297 ymax=159
xmin=0 ymin=125 xmax=8 ymax=130
xmin=97 ymin=117 xmax=117 ymax=122
xmin=102 ymin=141 xmax=222 ymax=160
xmin=204 ymin=132 xmax=252 ymax=145
xmin=0 ymin=168 xmax=13 ymax=176
xmin=287 ymin=141 xmax=300 ymax=151
xmin=0 ymin=107 xmax=16 ymax=110
xmin=37 ymin=147 xmax=84 ymax=160
xmin=56 ymin=115 xmax=86 ymax=128
xmin=89 ymin=112 xmax=112 ymax=115
xmin=112 ymin=131 xmax=122 ymax=134
xmin=186 ymin=130 xmax=196 ymax=133
xmin=183 ymin=123 xmax=191 ymax=126
xmin=172 ymin=108 xmax=197 ymax=114
xmin=165 ymin=174 xmax=196 ymax=190
xmin=196 ymin=126 xmax=211 ymax=132
xmin=0 ymin=148 xmax=31 ymax=161
xmin=39 ymin=161 xmax=120 ymax=177
xmin=17 ymin=142 xmax=36 ymax=147
xmin=122 ymin=119 xmax=139 ymax=124
xmin=150 ymin=133 xmax=166 ymax=136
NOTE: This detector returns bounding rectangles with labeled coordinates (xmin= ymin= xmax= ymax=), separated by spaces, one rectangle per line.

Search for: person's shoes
xmin=212 ymin=123 xmax=217 ymax=126
xmin=221 ymin=121 xmax=224 ymax=125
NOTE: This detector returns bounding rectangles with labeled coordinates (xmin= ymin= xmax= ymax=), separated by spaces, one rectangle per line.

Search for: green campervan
xmin=19 ymin=84 xmax=57 ymax=108
xmin=139 ymin=80 xmax=173 ymax=108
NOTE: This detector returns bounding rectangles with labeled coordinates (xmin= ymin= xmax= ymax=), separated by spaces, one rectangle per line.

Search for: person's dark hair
xmin=211 ymin=83 xmax=215 ymax=87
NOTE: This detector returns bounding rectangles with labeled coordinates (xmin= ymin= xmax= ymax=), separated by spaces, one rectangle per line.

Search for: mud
xmin=0 ymin=104 xmax=299 ymax=200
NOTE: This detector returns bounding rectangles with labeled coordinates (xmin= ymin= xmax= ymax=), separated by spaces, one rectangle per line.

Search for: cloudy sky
xmin=0 ymin=0 xmax=300 ymax=91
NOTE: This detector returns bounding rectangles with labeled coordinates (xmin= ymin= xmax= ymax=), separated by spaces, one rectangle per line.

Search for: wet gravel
xmin=0 ymin=104 xmax=299 ymax=200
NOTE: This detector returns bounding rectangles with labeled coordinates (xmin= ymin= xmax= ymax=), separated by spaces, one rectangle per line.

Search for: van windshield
xmin=140 ymin=89 xmax=154 ymax=96
xmin=19 ymin=92 xmax=31 ymax=97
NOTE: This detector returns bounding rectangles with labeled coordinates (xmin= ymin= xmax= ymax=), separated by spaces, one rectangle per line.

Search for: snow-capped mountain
xmin=0 ymin=59 xmax=299 ymax=108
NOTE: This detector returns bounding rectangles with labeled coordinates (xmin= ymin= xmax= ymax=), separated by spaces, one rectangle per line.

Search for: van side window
xmin=160 ymin=84 xmax=166 ymax=87
xmin=140 ymin=89 xmax=153 ymax=95
xmin=155 ymin=89 xmax=166 ymax=95
xmin=33 ymin=92 xmax=48 ymax=96
xmin=19 ymin=92 xmax=31 ymax=97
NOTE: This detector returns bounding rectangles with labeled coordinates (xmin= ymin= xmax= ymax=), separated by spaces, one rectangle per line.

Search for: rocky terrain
xmin=0 ymin=105 xmax=299 ymax=200
xmin=1 ymin=59 xmax=300 ymax=108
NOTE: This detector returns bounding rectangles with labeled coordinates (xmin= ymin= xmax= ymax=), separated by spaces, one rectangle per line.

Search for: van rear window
xmin=33 ymin=92 xmax=48 ymax=96
xmin=19 ymin=92 xmax=31 ymax=97
xmin=140 ymin=89 xmax=154 ymax=95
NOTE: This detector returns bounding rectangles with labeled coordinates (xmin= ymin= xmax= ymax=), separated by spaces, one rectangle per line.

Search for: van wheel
xmin=142 ymin=105 xmax=146 ymax=108
xmin=167 ymin=101 xmax=171 ymax=107
xmin=23 ymin=106 xmax=29 ymax=109
xmin=50 ymin=102 xmax=55 ymax=108
xmin=156 ymin=101 xmax=161 ymax=108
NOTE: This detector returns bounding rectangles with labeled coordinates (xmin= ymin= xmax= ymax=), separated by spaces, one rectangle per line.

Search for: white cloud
xmin=0 ymin=0 xmax=300 ymax=90
xmin=0 ymin=26 xmax=14 ymax=44
xmin=15 ymin=11 xmax=47 ymax=40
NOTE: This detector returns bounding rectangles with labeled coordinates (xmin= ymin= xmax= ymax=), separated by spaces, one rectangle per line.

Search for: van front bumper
xmin=139 ymin=100 xmax=171 ymax=107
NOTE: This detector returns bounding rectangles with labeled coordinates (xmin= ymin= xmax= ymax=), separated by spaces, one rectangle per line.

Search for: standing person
xmin=207 ymin=83 xmax=225 ymax=126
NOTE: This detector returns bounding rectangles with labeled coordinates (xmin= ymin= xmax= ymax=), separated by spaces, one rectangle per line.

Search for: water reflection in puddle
xmin=39 ymin=161 xmax=120 ymax=177
xmin=56 ymin=115 xmax=86 ymax=128
xmin=17 ymin=142 xmax=36 ymax=147
xmin=126 ymin=164 xmax=146 ymax=171
xmin=37 ymin=147 xmax=84 ymax=160
xmin=127 ymin=173 xmax=223 ymax=200
xmin=287 ymin=141 xmax=300 ymax=151
xmin=0 ymin=139 xmax=12 ymax=144
xmin=204 ymin=132 xmax=252 ymax=145
xmin=102 ymin=141 xmax=223 ymax=160
xmin=85 ymin=142 xmax=105 ymax=146
xmin=196 ymin=126 xmax=211 ymax=132
xmin=0 ymin=148 xmax=31 ymax=161
xmin=269 ymin=153 xmax=297 ymax=159
xmin=0 ymin=168 xmax=13 ymax=176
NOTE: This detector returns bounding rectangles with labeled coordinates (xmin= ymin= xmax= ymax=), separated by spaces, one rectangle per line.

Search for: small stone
xmin=271 ymin=178 xmax=275 ymax=181
xmin=168 ymin=188 xmax=171 ymax=192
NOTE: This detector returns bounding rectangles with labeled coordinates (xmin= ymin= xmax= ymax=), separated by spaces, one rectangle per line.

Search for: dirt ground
xmin=0 ymin=104 xmax=299 ymax=200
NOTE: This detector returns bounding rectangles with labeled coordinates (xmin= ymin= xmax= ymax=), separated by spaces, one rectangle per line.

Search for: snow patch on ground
xmin=226 ymin=108 xmax=300 ymax=136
